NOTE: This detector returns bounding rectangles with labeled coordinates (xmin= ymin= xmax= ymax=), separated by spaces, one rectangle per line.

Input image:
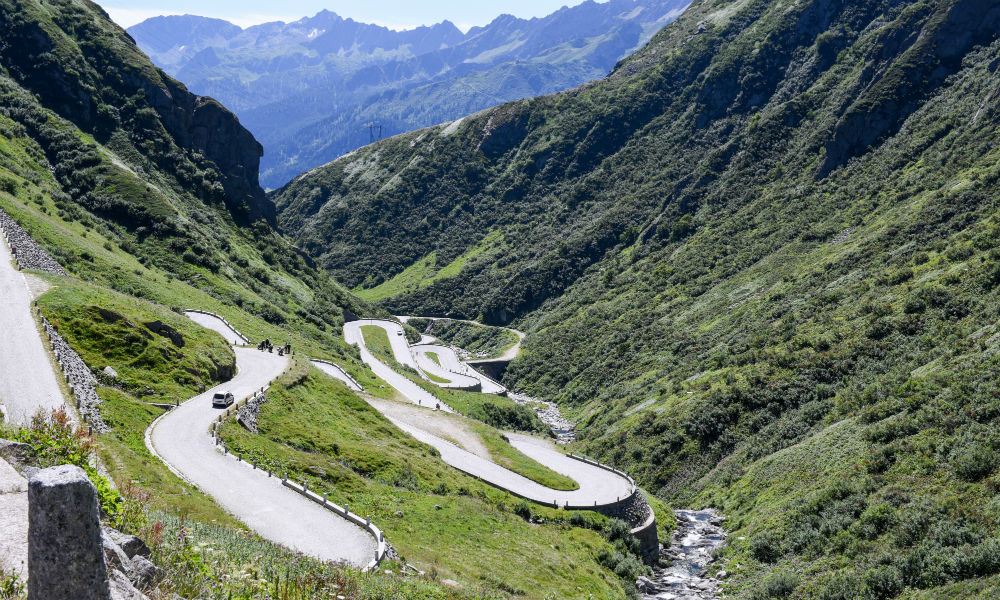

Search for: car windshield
xmin=213 ymin=393 xmax=225 ymax=399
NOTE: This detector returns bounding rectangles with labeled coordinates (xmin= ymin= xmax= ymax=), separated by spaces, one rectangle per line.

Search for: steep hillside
xmin=0 ymin=0 xmax=371 ymax=354
xmin=276 ymin=0 xmax=1000 ymax=596
xmin=0 ymin=4 xmax=652 ymax=598
xmin=128 ymin=0 xmax=690 ymax=187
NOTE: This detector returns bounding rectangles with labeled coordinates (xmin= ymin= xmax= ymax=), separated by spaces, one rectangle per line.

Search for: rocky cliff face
xmin=0 ymin=0 xmax=272 ymax=223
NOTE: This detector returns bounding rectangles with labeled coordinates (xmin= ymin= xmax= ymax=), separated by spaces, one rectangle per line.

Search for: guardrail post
xmin=322 ymin=493 xmax=326 ymax=504
xmin=366 ymin=516 xmax=370 ymax=526
xmin=303 ymin=480 xmax=308 ymax=492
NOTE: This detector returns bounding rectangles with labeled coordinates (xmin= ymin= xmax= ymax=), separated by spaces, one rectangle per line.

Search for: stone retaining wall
xmin=0 ymin=208 xmax=67 ymax=276
xmin=40 ymin=314 xmax=108 ymax=432
xmin=235 ymin=391 xmax=266 ymax=434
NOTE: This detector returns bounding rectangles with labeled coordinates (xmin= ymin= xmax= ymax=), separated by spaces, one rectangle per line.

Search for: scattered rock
xmin=306 ymin=466 xmax=326 ymax=478
xmin=108 ymin=568 xmax=149 ymax=600
xmin=639 ymin=509 xmax=727 ymax=600
xmin=434 ymin=504 xmax=442 ymax=510
xmin=103 ymin=366 xmax=119 ymax=378
xmin=28 ymin=465 xmax=110 ymax=600
xmin=106 ymin=527 xmax=151 ymax=559
xmin=441 ymin=579 xmax=460 ymax=587
xmin=636 ymin=576 xmax=657 ymax=593
xmin=127 ymin=555 xmax=163 ymax=590
xmin=508 ymin=391 xmax=576 ymax=443
xmin=0 ymin=440 xmax=36 ymax=471
xmin=102 ymin=530 xmax=130 ymax=572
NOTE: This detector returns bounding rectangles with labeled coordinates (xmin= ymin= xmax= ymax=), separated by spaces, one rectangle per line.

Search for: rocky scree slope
xmin=275 ymin=0 xmax=1000 ymax=597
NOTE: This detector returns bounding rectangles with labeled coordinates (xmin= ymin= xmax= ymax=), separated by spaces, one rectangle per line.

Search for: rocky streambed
xmin=508 ymin=391 xmax=576 ymax=443
xmin=638 ymin=509 xmax=727 ymax=600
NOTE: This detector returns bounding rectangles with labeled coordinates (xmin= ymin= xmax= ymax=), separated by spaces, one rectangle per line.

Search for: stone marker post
xmin=28 ymin=464 xmax=110 ymax=600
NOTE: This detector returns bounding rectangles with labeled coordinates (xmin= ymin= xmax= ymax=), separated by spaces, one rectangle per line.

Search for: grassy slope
xmin=275 ymin=0 xmax=1000 ymax=597
xmin=219 ymin=360 xmax=624 ymax=598
xmin=355 ymin=230 xmax=503 ymax=302
xmin=424 ymin=319 xmax=520 ymax=359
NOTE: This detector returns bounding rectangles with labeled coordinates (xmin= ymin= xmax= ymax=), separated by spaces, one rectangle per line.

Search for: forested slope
xmin=275 ymin=0 xmax=1000 ymax=596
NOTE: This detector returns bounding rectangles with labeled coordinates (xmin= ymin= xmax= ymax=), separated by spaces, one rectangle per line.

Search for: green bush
xmin=818 ymin=572 xmax=864 ymax=600
xmin=10 ymin=409 xmax=121 ymax=518
xmin=864 ymin=565 xmax=903 ymax=600
xmin=755 ymin=571 xmax=799 ymax=599
xmin=750 ymin=531 xmax=782 ymax=563
xmin=513 ymin=500 xmax=532 ymax=521
xmin=951 ymin=443 xmax=997 ymax=481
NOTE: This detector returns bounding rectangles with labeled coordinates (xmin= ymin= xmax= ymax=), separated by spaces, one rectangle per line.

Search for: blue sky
xmin=95 ymin=1 xmax=593 ymax=31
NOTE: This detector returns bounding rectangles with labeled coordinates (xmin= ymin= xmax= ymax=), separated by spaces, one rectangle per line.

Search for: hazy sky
xmin=95 ymin=1 xmax=594 ymax=31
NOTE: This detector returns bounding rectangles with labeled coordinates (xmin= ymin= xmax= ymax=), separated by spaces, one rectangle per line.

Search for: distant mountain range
xmin=128 ymin=0 xmax=690 ymax=187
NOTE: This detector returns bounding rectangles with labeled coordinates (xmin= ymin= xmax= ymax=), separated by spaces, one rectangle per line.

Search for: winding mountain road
xmin=147 ymin=321 xmax=376 ymax=566
xmin=344 ymin=319 xmax=453 ymax=411
xmin=344 ymin=319 xmax=634 ymax=506
xmin=0 ymin=233 xmax=67 ymax=425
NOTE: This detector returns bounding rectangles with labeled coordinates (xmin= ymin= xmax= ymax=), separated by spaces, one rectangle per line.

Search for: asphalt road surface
xmin=184 ymin=311 xmax=246 ymax=346
xmin=0 ymin=238 xmax=67 ymax=424
xmin=344 ymin=319 xmax=634 ymax=506
xmin=147 ymin=330 xmax=376 ymax=565
xmin=344 ymin=320 xmax=452 ymax=411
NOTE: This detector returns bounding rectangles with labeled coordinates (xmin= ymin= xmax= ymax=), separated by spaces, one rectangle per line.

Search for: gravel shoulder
xmin=365 ymin=396 xmax=490 ymax=458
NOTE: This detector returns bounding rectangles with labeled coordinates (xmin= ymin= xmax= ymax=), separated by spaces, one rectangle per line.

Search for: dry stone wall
xmin=235 ymin=391 xmax=267 ymax=434
xmin=0 ymin=208 xmax=67 ymax=275
xmin=41 ymin=315 xmax=108 ymax=432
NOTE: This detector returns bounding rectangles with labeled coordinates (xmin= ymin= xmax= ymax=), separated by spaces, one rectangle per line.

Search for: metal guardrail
xmin=309 ymin=359 xmax=363 ymax=391
xmin=209 ymin=364 xmax=388 ymax=571
xmin=566 ymin=453 xmax=637 ymax=492
xmin=282 ymin=479 xmax=389 ymax=571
